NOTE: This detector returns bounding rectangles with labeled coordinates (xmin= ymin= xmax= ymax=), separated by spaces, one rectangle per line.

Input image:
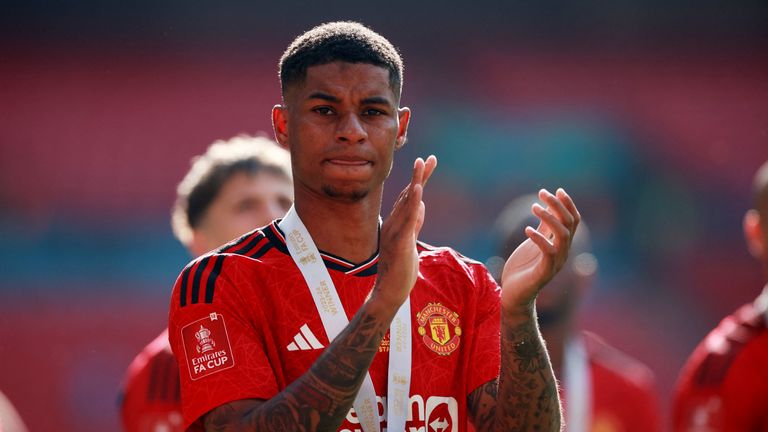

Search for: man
xmin=120 ymin=135 xmax=293 ymax=432
xmin=169 ymin=21 xmax=579 ymax=431
xmin=673 ymin=160 xmax=768 ymax=431
xmin=491 ymin=195 xmax=660 ymax=432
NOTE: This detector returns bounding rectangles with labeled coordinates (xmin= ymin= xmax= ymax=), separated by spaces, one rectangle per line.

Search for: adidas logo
xmin=287 ymin=324 xmax=325 ymax=351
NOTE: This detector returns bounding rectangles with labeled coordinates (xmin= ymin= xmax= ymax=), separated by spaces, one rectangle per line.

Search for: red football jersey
xmin=672 ymin=286 xmax=768 ymax=432
xmin=168 ymin=221 xmax=501 ymax=431
xmin=581 ymin=331 xmax=660 ymax=432
xmin=120 ymin=329 xmax=184 ymax=432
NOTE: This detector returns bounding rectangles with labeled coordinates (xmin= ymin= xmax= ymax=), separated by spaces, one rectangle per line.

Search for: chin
xmin=321 ymin=184 xmax=369 ymax=202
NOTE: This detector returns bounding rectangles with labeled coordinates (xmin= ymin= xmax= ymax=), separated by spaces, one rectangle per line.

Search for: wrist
xmin=501 ymin=301 xmax=537 ymax=325
xmin=365 ymin=287 xmax=403 ymax=321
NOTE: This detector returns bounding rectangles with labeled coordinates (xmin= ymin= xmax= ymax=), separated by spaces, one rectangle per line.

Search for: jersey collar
xmin=267 ymin=220 xmax=379 ymax=277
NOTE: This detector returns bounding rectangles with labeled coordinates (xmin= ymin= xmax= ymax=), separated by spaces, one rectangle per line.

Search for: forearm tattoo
xmin=468 ymin=317 xmax=562 ymax=432
xmin=204 ymin=309 xmax=388 ymax=431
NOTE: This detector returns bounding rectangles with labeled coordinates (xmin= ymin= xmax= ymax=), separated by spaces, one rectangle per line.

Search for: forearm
xmin=495 ymin=307 xmax=562 ymax=431
xmin=204 ymin=297 xmax=396 ymax=431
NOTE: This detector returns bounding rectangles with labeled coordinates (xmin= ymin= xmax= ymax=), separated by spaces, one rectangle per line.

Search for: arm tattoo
xmin=203 ymin=307 xmax=389 ymax=431
xmin=468 ymin=316 xmax=562 ymax=432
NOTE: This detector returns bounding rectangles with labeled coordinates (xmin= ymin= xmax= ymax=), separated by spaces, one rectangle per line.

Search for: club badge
xmin=417 ymin=303 xmax=461 ymax=356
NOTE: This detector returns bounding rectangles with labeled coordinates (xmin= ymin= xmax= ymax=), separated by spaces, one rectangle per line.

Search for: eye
xmin=313 ymin=106 xmax=335 ymax=116
xmin=362 ymin=108 xmax=385 ymax=116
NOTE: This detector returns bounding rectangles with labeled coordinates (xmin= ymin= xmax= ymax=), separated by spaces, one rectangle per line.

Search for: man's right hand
xmin=371 ymin=155 xmax=437 ymax=312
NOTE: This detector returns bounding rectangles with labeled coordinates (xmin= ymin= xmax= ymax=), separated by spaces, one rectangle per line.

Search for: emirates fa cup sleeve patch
xmin=181 ymin=312 xmax=235 ymax=380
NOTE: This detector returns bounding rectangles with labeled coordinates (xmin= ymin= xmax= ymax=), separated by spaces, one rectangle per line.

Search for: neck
xmin=293 ymin=186 xmax=383 ymax=264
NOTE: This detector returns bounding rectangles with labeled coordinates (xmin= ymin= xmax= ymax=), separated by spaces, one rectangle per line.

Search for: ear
xmin=272 ymin=105 xmax=289 ymax=149
xmin=395 ymin=107 xmax=411 ymax=150
xmin=744 ymin=209 xmax=765 ymax=259
xmin=572 ymin=252 xmax=598 ymax=301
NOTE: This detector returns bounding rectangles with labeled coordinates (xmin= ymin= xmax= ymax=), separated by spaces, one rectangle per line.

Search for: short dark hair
xmin=279 ymin=21 xmax=404 ymax=100
xmin=171 ymin=135 xmax=291 ymax=246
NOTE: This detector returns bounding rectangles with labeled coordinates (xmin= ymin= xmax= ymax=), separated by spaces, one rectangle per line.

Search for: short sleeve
xmin=120 ymin=330 xmax=184 ymax=432
xmin=168 ymin=254 xmax=278 ymax=431
xmin=721 ymin=342 xmax=768 ymax=431
xmin=466 ymin=264 xmax=502 ymax=395
xmin=671 ymin=345 xmax=724 ymax=431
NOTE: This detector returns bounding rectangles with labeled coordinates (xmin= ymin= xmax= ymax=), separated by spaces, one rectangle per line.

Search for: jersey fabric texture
xmin=120 ymin=329 xmax=184 ymax=432
xmin=672 ymin=285 xmax=768 ymax=432
xmin=168 ymin=221 xmax=502 ymax=431
xmin=579 ymin=331 xmax=660 ymax=432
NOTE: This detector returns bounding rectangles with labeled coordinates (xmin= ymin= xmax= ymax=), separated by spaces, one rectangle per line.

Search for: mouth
xmin=326 ymin=158 xmax=372 ymax=166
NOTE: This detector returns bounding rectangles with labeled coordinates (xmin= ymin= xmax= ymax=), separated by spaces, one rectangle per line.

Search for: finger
xmin=400 ymin=183 xmax=424 ymax=236
xmin=532 ymin=203 xmax=570 ymax=249
xmin=538 ymin=189 xmax=574 ymax=232
xmin=420 ymin=155 xmax=438 ymax=188
xmin=525 ymin=226 xmax=556 ymax=255
xmin=556 ymin=188 xmax=580 ymax=232
xmin=391 ymin=158 xmax=424 ymax=212
xmin=412 ymin=157 xmax=425 ymax=187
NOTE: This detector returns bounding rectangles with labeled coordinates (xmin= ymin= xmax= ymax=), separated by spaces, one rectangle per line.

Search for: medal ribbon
xmin=279 ymin=205 xmax=412 ymax=432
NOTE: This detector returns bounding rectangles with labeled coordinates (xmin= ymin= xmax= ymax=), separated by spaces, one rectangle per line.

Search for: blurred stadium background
xmin=1 ymin=1 xmax=767 ymax=430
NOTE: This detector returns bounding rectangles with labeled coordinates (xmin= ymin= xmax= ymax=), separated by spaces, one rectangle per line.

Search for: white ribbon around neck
xmin=278 ymin=205 xmax=412 ymax=432
xmin=564 ymin=334 xmax=591 ymax=432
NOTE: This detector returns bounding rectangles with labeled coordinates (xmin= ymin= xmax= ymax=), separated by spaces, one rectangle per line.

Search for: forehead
xmin=289 ymin=61 xmax=395 ymax=102
xmin=218 ymin=171 xmax=290 ymax=196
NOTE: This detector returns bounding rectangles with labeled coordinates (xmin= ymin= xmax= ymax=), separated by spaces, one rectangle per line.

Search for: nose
xmin=335 ymin=113 xmax=368 ymax=144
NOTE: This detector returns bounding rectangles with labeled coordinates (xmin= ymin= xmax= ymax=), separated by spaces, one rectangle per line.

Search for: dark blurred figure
xmin=673 ymin=160 xmax=768 ymax=431
xmin=490 ymin=194 xmax=661 ymax=432
xmin=119 ymin=135 xmax=292 ymax=432
xmin=0 ymin=390 xmax=28 ymax=432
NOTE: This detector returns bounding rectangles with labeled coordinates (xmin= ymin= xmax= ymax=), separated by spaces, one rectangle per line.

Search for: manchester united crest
xmin=416 ymin=303 xmax=461 ymax=355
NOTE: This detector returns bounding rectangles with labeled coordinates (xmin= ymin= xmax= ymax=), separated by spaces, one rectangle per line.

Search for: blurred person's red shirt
xmin=672 ymin=286 xmax=768 ymax=432
xmin=578 ymin=331 xmax=660 ymax=432
xmin=120 ymin=329 xmax=183 ymax=432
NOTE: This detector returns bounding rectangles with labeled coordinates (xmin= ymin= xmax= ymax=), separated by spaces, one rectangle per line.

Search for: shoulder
xmin=415 ymin=241 xmax=499 ymax=301
xmin=171 ymin=224 xmax=290 ymax=309
xmin=583 ymin=330 xmax=656 ymax=392
xmin=678 ymin=302 xmax=766 ymax=390
xmin=417 ymin=240 xmax=487 ymax=274
xmin=121 ymin=329 xmax=177 ymax=400
xmin=124 ymin=330 xmax=175 ymax=383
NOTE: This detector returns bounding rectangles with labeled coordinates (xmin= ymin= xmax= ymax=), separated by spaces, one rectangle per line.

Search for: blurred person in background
xmin=673 ymin=160 xmax=768 ymax=431
xmin=119 ymin=135 xmax=292 ymax=432
xmin=0 ymin=390 xmax=28 ymax=432
xmin=487 ymin=194 xmax=660 ymax=432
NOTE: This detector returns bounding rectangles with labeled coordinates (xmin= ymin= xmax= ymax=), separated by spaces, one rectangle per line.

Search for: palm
xmin=497 ymin=189 xmax=580 ymax=311
xmin=500 ymin=238 xmax=552 ymax=306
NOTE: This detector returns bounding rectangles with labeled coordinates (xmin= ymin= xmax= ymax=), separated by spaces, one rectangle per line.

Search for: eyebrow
xmin=307 ymin=92 xmax=393 ymax=107
xmin=307 ymin=92 xmax=340 ymax=103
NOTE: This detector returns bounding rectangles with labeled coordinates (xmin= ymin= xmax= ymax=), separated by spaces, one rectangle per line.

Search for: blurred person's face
xmin=744 ymin=207 xmax=768 ymax=280
xmin=273 ymin=62 xmax=409 ymax=202
xmin=191 ymin=171 xmax=293 ymax=255
xmin=535 ymin=252 xmax=596 ymax=328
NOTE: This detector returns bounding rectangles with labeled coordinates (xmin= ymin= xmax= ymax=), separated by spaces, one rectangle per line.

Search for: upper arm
xmin=467 ymin=378 xmax=498 ymax=432
xmin=169 ymin=256 xmax=279 ymax=429
xmin=203 ymin=399 xmax=267 ymax=432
